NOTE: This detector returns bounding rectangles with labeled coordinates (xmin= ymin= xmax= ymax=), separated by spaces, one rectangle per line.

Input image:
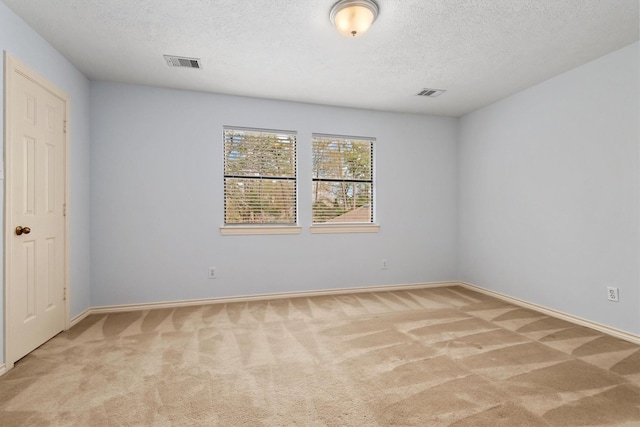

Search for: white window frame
xmin=310 ymin=133 xmax=379 ymax=234
xmin=221 ymin=126 xmax=301 ymax=236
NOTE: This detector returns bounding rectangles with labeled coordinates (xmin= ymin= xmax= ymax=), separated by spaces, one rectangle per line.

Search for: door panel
xmin=23 ymin=240 xmax=36 ymax=321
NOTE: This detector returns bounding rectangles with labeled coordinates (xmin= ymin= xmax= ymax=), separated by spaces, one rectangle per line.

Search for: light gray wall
xmin=0 ymin=3 xmax=92 ymax=364
xmin=89 ymin=83 xmax=459 ymax=306
xmin=459 ymin=42 xmax=640 ymax=334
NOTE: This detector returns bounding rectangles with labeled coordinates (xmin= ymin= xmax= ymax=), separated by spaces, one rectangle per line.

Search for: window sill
xmin=310 ymin=224 xmax=380 ymax=234
xmin=220 ymin=225 xmax=302 ymax=236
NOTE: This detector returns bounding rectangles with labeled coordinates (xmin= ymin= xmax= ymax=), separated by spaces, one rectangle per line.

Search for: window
xmin=312 ymin=134 xmax=375 ymax=227
xmin=223 ymin=127 xmax=297 ymax=227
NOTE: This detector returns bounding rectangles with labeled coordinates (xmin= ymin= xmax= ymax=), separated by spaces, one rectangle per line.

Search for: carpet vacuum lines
xmin=0 ymin=285 xmax=638 ymax=426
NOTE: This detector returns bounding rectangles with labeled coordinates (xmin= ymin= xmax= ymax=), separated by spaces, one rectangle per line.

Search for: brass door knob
xmin=16 ymin=226 xmax=31 ymax=235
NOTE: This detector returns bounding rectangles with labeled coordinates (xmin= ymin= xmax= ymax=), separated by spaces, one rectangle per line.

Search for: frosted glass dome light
xmin=330 ymin=0 xmax=379 ymax=37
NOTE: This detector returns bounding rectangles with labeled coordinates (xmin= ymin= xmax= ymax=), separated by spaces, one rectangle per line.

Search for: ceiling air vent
xmin=416 ymin=88 xmax=446 ymax=98
xmin=164 ymin=55 xmax=202 ymax=69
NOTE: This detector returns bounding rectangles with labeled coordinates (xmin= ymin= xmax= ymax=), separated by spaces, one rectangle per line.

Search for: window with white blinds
xmin=312 ymin=134 xmax=374 ymax=224
xmin=224 ymin=127 xmax=297 ymax=225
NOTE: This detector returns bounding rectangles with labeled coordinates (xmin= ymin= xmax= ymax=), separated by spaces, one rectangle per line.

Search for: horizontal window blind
xmin=224 ymin=128 xmax=297 ymax=225
xmin=312 ymin=135 xmax=374 ymax=224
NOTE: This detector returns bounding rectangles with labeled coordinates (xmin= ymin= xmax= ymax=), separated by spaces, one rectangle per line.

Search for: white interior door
xmin=4 ymin=53 xmax=68 ymax=368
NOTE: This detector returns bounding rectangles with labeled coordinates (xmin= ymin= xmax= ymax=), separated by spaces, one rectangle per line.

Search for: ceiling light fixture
xmin=330 ymin=0 xmax=379 ymax=37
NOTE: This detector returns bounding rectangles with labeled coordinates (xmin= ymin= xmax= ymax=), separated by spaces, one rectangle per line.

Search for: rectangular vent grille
xmin=164 ymin=55 xmax=202 ymax=69
xmin=416 ymin=88 xmax=446 ymax=98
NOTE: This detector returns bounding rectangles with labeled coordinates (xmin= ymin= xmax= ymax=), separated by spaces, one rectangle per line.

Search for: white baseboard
xmin=87 ymin=281 xmax=457 ymax=315
xmin=69 ymin=308 xmax=92 ymax=328
xmin=0 ymin=363 xmax=6 ymax=377
xmin=64 ymin=280 xmax=639 ymax=346
xmin=459 ymin=281 xmax=640 ymax=345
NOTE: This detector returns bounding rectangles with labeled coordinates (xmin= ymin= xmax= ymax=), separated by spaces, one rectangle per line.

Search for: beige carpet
xmin=0 ymin=285 xmax=639 ymax=426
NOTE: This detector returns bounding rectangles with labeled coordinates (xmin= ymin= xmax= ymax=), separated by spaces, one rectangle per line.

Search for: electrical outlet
xmin=381 ymin=259 xmax=388 ymax=270
xmin=208 ymin=267 xmax=217 ymax=279
xmin=607 ymin=286 xmax=619 ymax=302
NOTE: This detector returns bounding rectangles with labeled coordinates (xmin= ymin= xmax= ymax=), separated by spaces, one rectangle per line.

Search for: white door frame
xmin=3 ymin=52 xmax=70 ymax=371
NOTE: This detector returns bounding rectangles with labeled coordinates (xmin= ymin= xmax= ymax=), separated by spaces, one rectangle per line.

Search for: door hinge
xmin=63 ymin=288 xmax=67 ymax=301
xmin=63 ymin=203 xmax=67 ymax=217
xmin=63 ymin=120 xmax=67 ymax=133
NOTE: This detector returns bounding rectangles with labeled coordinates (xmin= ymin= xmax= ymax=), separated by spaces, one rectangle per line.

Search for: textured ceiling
xmin=2 ymin=0 xmax=638 ymax=116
